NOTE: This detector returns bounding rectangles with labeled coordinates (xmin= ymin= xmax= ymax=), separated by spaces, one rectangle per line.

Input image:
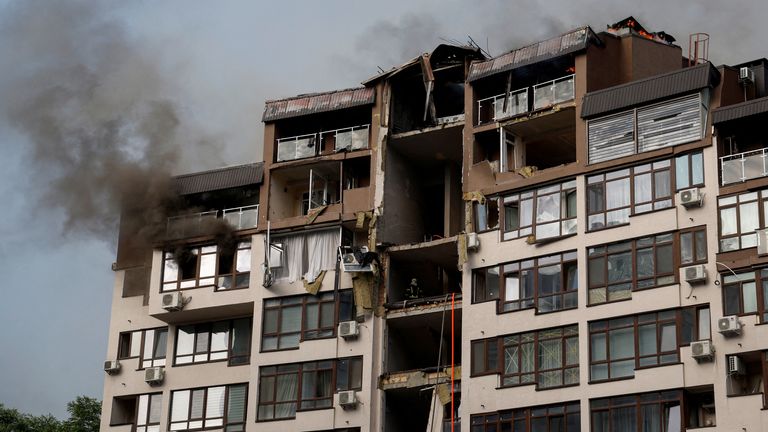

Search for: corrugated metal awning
xmin=581 ymin=63 xmax=721 ymax=118
xmin=174 ymin=163 xmax=264 ymax=195
xmin=467 ymin=27 xmax=597 ymax=83
xmin=262 ymin=87 xmax=375 ymax=122
xmin=713 ymin=95 xmax=768 ymax=124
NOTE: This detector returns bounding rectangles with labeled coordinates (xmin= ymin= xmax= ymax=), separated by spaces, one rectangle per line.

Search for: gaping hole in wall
xmin=717 ymin=112 xmax=768 ymax=185
xmin=473 ymin=57 xmax=575 ymax=126
xmin=685 ymin=386 xmax=716 ymax=428
xmin=386 ymin=239 xmax=461 ymax=304
xmin=500 ymin=110 xmax=576 ymax=174
xmin=385 ymin=309 xmax=462 ymax=373
xmin=384 ymin=388 xmax=432 ymax=432
xmin=109 ymin=396 xmax=137 ymax=426
xmin=269 ymin=161 xmax=341 ymax=220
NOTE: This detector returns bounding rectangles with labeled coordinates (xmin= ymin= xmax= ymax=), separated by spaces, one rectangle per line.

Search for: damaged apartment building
xmin=101 ymin=16 xmax=768 ymax=432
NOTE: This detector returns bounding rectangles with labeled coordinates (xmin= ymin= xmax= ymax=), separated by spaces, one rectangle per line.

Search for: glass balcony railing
xmin=275 ymin=124 xmax=370 ymax=163
xmin=167 ymin=205 xmax=258 ymax=238
xmin=721 ymin=148 xmax=768 ymax=185
xmin=476 ymin=74 xmax=575 ymax=125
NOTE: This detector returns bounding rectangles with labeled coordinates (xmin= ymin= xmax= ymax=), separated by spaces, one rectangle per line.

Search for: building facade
xmin=101 ymin=17 xmax=768 ymax=431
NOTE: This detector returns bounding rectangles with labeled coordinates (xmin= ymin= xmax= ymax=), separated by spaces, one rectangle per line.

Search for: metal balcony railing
xmin=476 ymin=74 xmax=575 ymax=125
xmin=166 ymin=205 xmax=259 ymax=238
xmin=720 ymin=148 xmax=768 ymax=185
xmin=276 ymin=124 xmax=370 ymax=162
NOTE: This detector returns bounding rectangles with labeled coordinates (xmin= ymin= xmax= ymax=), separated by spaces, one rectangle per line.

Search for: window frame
xmin=500 ymin=179 xmax=577 ymax=242
xmin=679 ymin=226 xmax=708 ymax=266
xmin=168 ymin=383 xmax=248 ymax=431
xmin=470 ymin=401 xmax=580 ymax=432
xmin=474 ymin=198 xmax=500 ymax=233
xmin=134 ymin=393 xmax=162 ymax=432
xmin=718 ymin=190 xmax=768 ymax=252
xmin=173 ymin=317 xmax=252 ymax=367
xmin=589 ymin=390 xmax=683 ymax=432
xmin=674 ymin=150 xmax=704 ymax=191
xmin=117 ymin=327 xmax=168 ymax=369
xmin=722 ymin=269 xmax=768 ymax=323
xmin=161 ymin=240 xmax=252 ymax=293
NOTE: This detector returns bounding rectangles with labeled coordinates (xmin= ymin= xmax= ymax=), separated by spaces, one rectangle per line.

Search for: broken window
xmin=170 ymin=383 xmax=247 ymax=431
xmin=726 ymin=352 xmax=765 ymax=401
xmin=261 ymin=290 xmax=354 ymax=351
xmin=276 ymin=133 xmax=318 ymax=162
xmin=470 ymin=324 xmax=579 ymax=390
xmin=470 ymin=401 xmax=580 ymax=432
xmin=590 ymin=390 xmax=683 ymax=432
xmin=502 ymin=179 xmax=576 ymax=241
xmin=117 ymin=327 xmax=167 ymax=369
xmin=474 ymin=198 xmax=499 ymax=232
xmin=271 ymin=228 xmax=339 ymax=284
xmin=175 ymin=317 xmax=251 ymax=366
xmin=162 ymin=241 xmax=252 ymax=292
xmin=257 ymin=357 xmax=363 ymax=421
xmin=472 ymin=251 xmax=578 ymax=314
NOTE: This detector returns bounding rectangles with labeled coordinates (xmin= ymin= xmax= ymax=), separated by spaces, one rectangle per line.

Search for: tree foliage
xmin=0 ymin=396 xmax=100 ymax=432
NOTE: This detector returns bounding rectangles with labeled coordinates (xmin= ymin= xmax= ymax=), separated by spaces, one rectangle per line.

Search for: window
xmin=110 ymin=393 xmax=162 ymax=431
xmin=502 ymin=180 xmax=577 ymax=241
xmin=175 ymin=318 xmax=251 ymax=366
xmin=680 ymin=226 xmax=707 ymax=265
xmin=588 ymin=233 xmax=675 ymax=305
xmin=587 ymin=93 xmax=705 ymax=164
xmin=726 ymin=352 xmax=765 ymax=403
xmin=162 ymin=241 xmax=252 ymax=292
xmin=722 ymin=269 xmax=768 ymax=322
xmin=587 ymin=160 xmax=672 ymax=231
xmin=590 ymin=390 xmax=682 ymax=432
xmin=169 ymin=383 xmax=247 ymax=431
xmin=589 ymin=307 xmax=709 ymax=382
xmin=675 ymin=151 xmax=704 ymax=191
xmin=474 ymin=198 xmax=499 ymax=232
xmin=257 ymin=357 xmax=363 ymax=421
xmin=270 ymin=229 xmax=339 ymax=284
xmin=718 ymin=190 xmax=768 ymax=252
xmin=261 ymin=290 xmax=354 ymax=351
xmin=470 ymin=325 xmax=579 ymax=390
xmin=117 ymin=328 xmax=168 ymax=369
xmin=473 ymin=251 xmax=577 ymax=314
xmin=471 ymin=402 xmax=580 ymax=432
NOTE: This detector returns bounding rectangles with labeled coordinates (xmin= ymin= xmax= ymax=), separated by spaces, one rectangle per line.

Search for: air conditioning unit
xmin=104 ymin=360 xmax=121 ymax=375
xmin=740 ymin=67 xmax=755 ymax=83
xmin=338 ymin=320 xmax=359 ymax=339
xmin=144 ymin=366 xmax=164 ymax=385
xmin=338 ymin=390 xmax=358 ymax=408
xmin=757 ymin=228 xmax=768 ymax=256
xmin=678 ymin=187 xmax=703 ymax=208
xmin=339 ymin=246 xmax=374 ymax=272
xmin=467 ymin=232 xmax=480 ymax=251
xmin=728 ymin=355 xmax=746 ymax=375
xmin=717 ymin=315 xmax=742 ymax=337
xmin=161 ymin=292 xmax=183 ymax=312
xmin=690 ymin=340 xmax=714 ymax=361
xmin=683 ymin=264 xmax=707 ymax=284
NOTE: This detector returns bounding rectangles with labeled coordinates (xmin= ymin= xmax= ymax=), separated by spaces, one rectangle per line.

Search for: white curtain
xmin=283 ymin=234 xmax=305 ymax=283
xmin=304 ymin=229 xmax=339 ymax=283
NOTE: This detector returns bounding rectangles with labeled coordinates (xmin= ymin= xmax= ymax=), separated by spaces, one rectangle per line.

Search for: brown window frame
xmin=674 ymin=150 xmax=704 ymax=191
xmin=472 ymin=251 xmax=578 ymax=315
xmin=587 ymin=232 xmax=679 ymax=306
xmin=117 ymin=327 xmax=168 ymax=369
xmin=161 ymin=240 xmax=252 ymax=293
xmin=717 ymin=190 xmax=767 ymax=252
xmin=679 ymin=226 xmax=708 ymax=266
xmin=590 ymin=390 xmax=683 ymax=432
xmin=168 ymin=383 xmax=248 ymax=431
xmin=134 ymin=393 xmax=162 ymax=432
xmin=470 ymin=401 xmax=580 ymax=432
xmin=586 ymin=159 xmax=675 ymax=232
xmin=501 ymin=179 xmax=577 ymax=242
xmin=722 ymin=269 xmax=768 ymax=323
xmin=261 ymin=290 xmax=354 ymax=352
xmin=174 ymin=317 xmax=252 ymax=367
xmin=257 ymin=356 xmax=363 ymax=422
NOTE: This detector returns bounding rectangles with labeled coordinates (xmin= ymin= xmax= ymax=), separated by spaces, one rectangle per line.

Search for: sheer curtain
xmin=275 ymin=373 xmax=298 ymax=418
xmin=282 ymin=234 xmax=305 ymax=283
xmin=304 ymin=229 xmax=339 ymax=283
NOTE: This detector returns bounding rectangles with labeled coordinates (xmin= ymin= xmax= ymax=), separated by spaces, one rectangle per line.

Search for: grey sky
xmin=0 ymin=0 xmax=765 ymax=419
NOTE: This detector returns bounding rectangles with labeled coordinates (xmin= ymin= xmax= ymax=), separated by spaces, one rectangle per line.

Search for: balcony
xmin=166 ymin=205 xmax=258 ymax=239
xmin=721 ymin=148 xmax=768 ymax=185
xmin=276 ymin=124 xmax=370 ymax=163
xmin=476 ymin=74 xmax=574 ymax=125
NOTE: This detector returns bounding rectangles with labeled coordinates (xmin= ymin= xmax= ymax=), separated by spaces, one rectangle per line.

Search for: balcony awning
xmin=174 ymin=163 xmax=263 ymax=196
xmin=713 ymin=95 xmax=768 ymax=124
xmin=262 ymin=87 xmax=375 ymax=122
xmin=467 ymin=26 xmax=599 ymax=83
xmin=581 ymin=62 xmax=720 ymax=119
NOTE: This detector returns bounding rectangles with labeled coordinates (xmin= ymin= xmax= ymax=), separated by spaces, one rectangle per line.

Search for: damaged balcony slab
xmin=379 ymin=366 xmax=461 ymax=391
xmin=387 ymin=235 xmax=460 ymax=269
xmin=385 ymin=293 xmax=462 ymax=316
xmin=388 ymin=122 xmax=464 ymax=163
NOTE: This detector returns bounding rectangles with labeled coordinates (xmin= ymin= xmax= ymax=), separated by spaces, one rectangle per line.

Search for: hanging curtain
xmin=281 ymin=234 xmax=305 ymax=283
xmin=304 ymin=229 xmax=339 ymax=284
xmin=275 ymin=373 xmax=298 ymax=418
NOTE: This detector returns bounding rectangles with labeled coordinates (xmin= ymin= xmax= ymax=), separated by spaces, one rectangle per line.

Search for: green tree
xmin=63 ymin=396 xmax=101 ymax=432
xmin=0 ymin=396 xmax=100 ymax=432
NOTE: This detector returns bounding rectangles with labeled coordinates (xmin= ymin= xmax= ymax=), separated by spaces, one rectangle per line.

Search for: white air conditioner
xmin=144 ymin=366 xmax=164 ymax=385
xmin=161 ymin=292 xmax=183 ymax=312
xmin=740 ymin=67 xmax=755 ymax=83
xmin=338 ymin=390 xmax=358 ymax=408
xmin=728 ymin=355 xmax=746 ymax=375
xmin=338 ymin=320 xmax=359 ymax=339
xmin=717 ymin=315 xmax=741 ymax=337
xmin=467 ymin=232 xmax=480 ymax=251
xmin=678 ymin=187 xmax=703 ymax=208
xmin=683 ymin=264 xmax=707 ymax=284
xmin=690 ymin=340 xmax=714 ymax=361
xmin=757 ymin=228 xmax=768 ymax=256
xmin=104 ymin=360 xmax=121 ymax=375
xmin=339 ymin=246 xmax=374 ymax=272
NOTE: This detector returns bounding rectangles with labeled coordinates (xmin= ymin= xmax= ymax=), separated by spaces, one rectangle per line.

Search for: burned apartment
xmin=101 ymin=16 xmax=768 ymax=432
